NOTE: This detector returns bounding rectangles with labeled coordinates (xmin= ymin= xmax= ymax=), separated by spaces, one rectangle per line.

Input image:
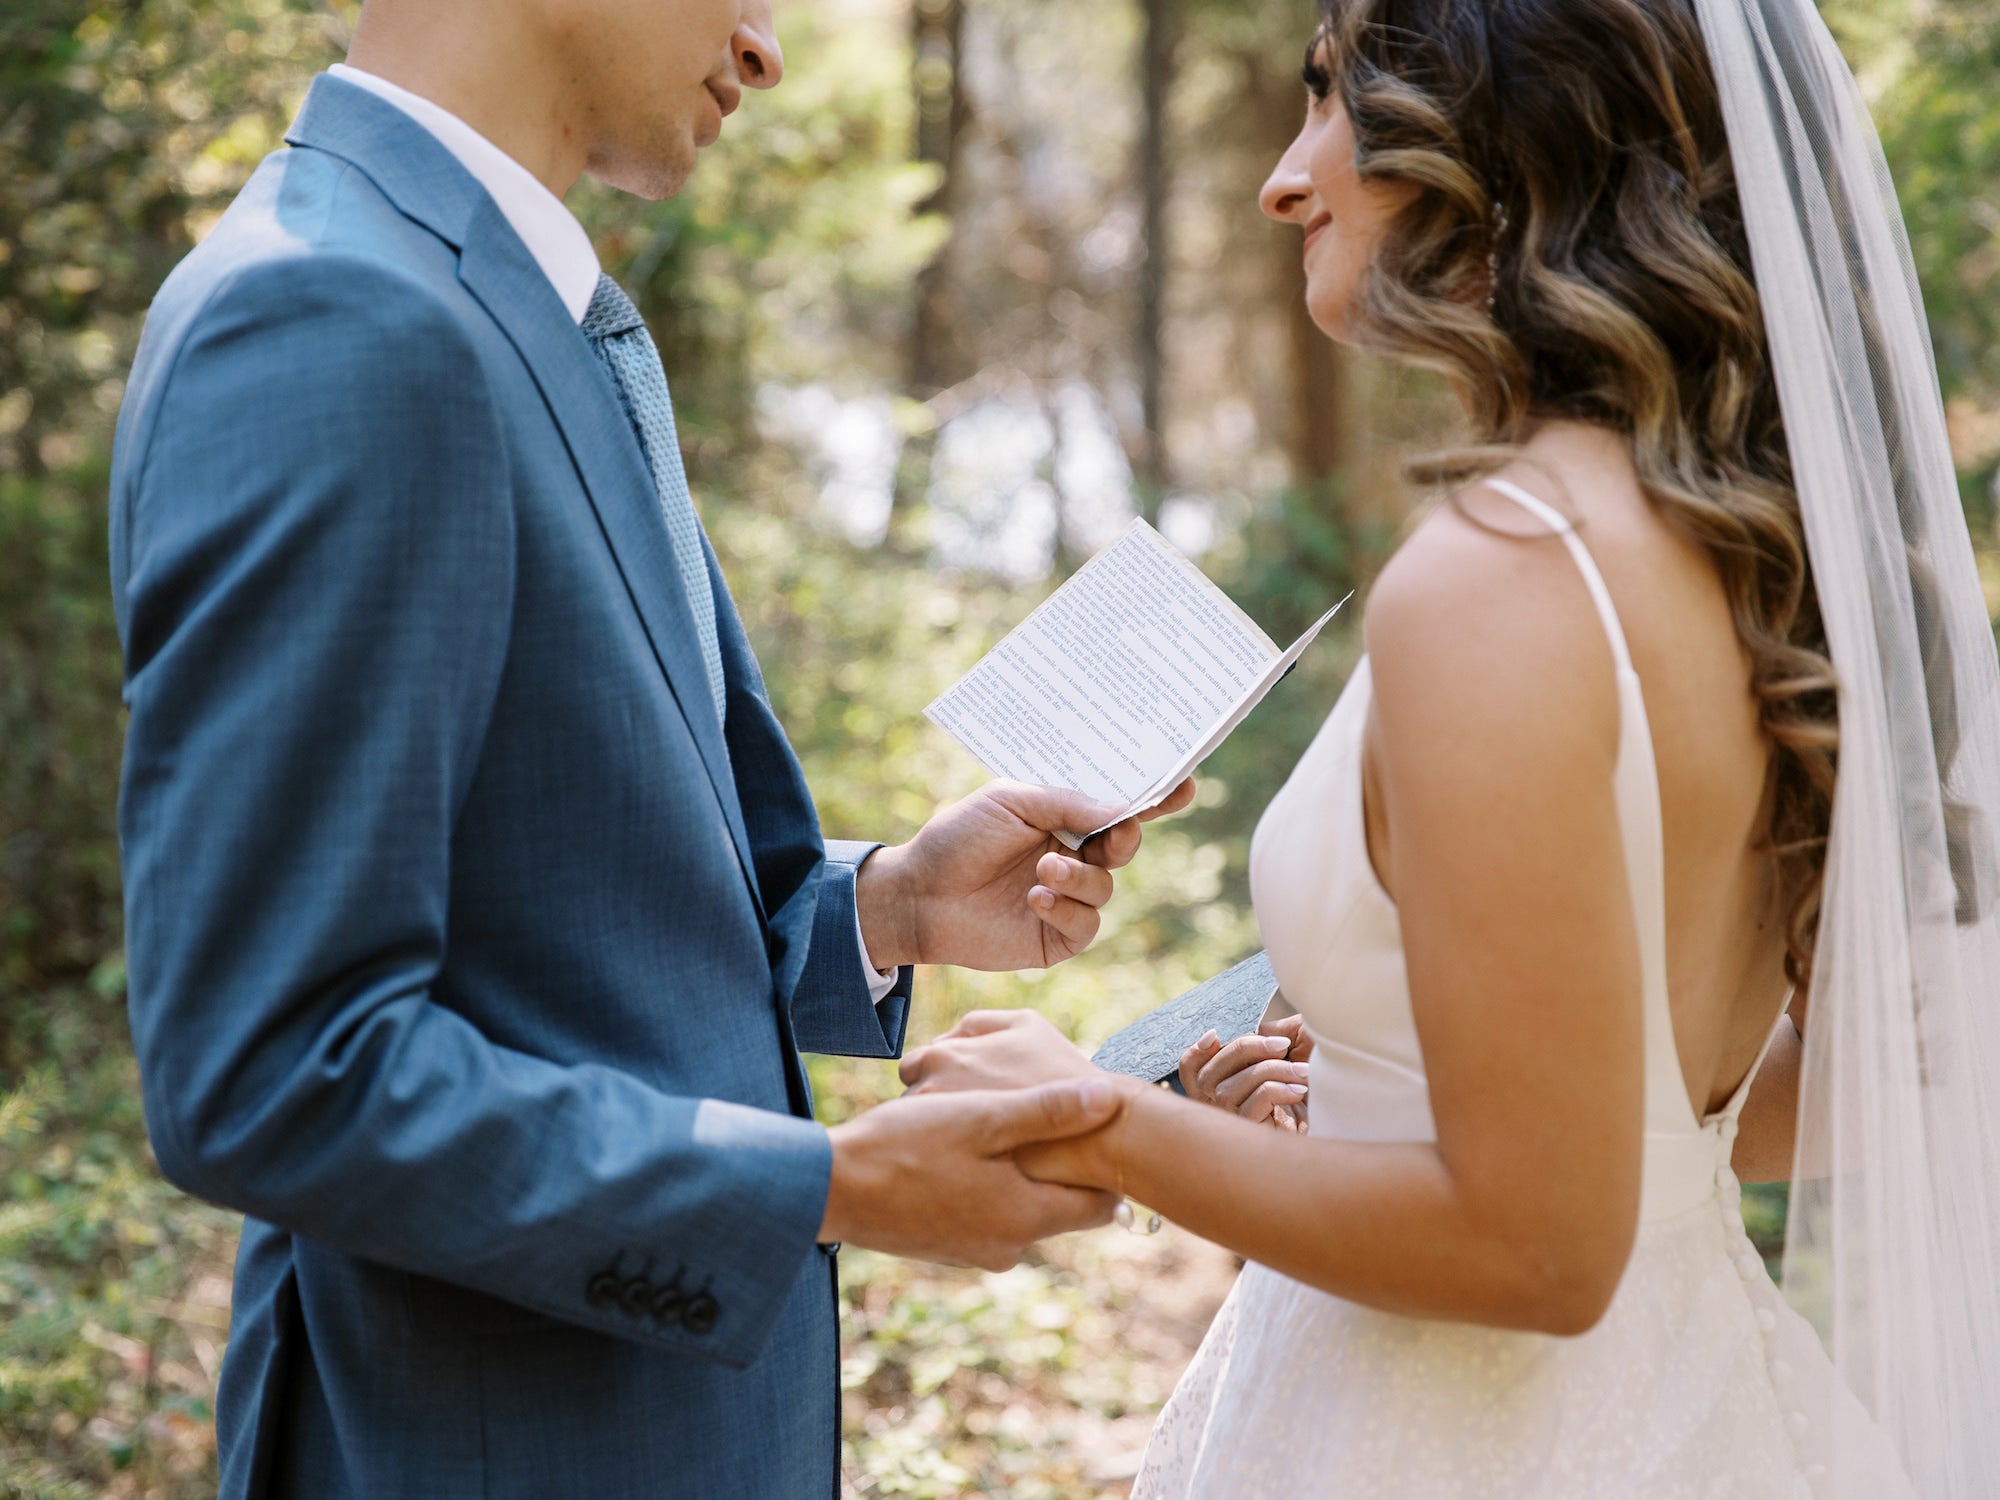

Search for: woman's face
xmin=1259 ymin=41 xmax=1417 ymax=341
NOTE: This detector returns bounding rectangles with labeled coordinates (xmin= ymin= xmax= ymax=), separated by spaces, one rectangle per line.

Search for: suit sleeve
xmin=703 ymin=538 xmax=914 ymax=1061
xmin=114 ymin=257 xmax=830 ymax=1370
xmin=794 ymin=840 xmax=913 ymax=1058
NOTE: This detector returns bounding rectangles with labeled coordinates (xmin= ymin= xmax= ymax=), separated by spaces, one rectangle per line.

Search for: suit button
xmin=586 ymin=1272 xmax=622 ymax=1310
xmin=650 ymin=1281 xmax=686 ymax=1325
xmin=682 ymin=1292 xmax=719 ymax=1336
xmin=619 ymin=1277 xmax=653 ymax=1318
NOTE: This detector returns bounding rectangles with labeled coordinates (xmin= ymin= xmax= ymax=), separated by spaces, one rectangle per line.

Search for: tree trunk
xmin=1284 ymin=250 xmax=1349 ymax=492
xmin=1133 ymin=0 xmax=1174 ymax=523
xmin=894 ymin=0 xmax=972 ymax=534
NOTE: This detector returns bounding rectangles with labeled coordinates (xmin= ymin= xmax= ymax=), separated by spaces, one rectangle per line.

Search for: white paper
xmin=924 ymin=518 xmax=1352 ymax=846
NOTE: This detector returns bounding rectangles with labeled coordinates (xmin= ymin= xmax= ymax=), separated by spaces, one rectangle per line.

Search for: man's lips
xmin=693 ymin=79 xmax=736 ymax=150
xmin=1303 ymin=213 xmax=1333 ymax=253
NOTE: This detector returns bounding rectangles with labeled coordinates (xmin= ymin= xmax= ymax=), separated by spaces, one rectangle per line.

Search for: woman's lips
xmin=1302 ymin=214 xmax=1332 ymax=254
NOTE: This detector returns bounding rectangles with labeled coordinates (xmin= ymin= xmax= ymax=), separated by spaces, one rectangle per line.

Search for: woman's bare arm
xmin=920 ymin=503 xmax=1657 ymax=1335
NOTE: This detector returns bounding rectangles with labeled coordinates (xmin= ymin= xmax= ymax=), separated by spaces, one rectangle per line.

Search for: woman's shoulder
xmin=1361 ymin=432 xmax=1657 ymax=769
xmin=1369 ymin=473 xmax=1618 ymax=677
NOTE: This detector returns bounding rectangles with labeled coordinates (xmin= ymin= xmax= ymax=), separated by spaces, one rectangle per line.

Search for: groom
xmin=108 ymin=1 xmax=1183 ymax=1495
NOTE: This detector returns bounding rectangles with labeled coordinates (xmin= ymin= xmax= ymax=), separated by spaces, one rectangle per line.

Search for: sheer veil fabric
xmin=1694 ymin=0 xmax=2000 ymax=1489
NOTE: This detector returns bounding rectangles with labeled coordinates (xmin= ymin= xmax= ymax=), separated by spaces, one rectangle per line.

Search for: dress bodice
xmin=1248 ymin=480 xmax=1779 ymax=1222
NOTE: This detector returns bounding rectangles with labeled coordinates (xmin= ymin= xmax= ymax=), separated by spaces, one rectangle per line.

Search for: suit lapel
xmin=455 ymin=212 xmax=761 ymax=909
xmin=285 ymin=75 xmax=764 ymax=911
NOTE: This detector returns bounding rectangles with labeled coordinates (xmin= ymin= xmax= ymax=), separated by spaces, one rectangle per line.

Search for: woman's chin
xmin=1302 ymin=289 xmax=1360 ymax=346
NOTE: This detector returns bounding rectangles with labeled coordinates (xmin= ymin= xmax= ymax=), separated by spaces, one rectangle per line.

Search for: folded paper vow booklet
xmin=925 ymin=518 xmax=1351 ymax=846
xmin=1090 ymin=951 xmax=1280 ymax=1087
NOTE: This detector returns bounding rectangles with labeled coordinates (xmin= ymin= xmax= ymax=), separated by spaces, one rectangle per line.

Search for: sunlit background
xmin=2 ymin=0 xmax=1995 ymax=1494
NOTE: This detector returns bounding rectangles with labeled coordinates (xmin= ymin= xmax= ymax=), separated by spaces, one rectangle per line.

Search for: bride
xmin=902 ymin=0 xmax=2000 ymax=1491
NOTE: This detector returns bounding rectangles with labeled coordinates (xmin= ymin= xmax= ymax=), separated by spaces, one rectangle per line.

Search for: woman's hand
xmin=1178 ymin=1014 xmax=1313 ymax=1130
xmin=899 ymin=1009 xmax=1099 ymax=1096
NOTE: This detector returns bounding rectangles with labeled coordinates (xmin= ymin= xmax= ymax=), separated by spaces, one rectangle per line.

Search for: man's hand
xmin=817 ymin=1080 xmax=1126 ymax=1270
xmin=854 ymin=778 xmax=1196 ymax=972
xmin=899 ymin=1009 xmax=1098 ymax=1096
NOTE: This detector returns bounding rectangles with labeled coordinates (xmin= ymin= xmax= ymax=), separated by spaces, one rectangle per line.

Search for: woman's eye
xmin=1301 ymin=36 xmax=1335 ymax=101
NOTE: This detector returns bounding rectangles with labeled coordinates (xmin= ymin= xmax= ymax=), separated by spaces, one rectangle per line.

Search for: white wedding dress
xmin=1133 ymin=481 xmax=1916 ymax=1499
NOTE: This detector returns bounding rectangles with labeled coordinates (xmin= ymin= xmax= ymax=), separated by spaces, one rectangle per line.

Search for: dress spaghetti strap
xmin=1481 ymin=478 xmax=1638 ymax=679
xmin=1477 ymin=475 xmax=1704 ymax=1136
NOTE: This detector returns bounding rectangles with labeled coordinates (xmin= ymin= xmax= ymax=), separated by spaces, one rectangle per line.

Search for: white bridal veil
xmin=1690 ymin=0 xmax=2000 ymax=1490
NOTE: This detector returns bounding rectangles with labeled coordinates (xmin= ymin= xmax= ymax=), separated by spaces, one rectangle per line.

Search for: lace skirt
xmin=1133 ymin=1201 xmax=1913 ymax=1499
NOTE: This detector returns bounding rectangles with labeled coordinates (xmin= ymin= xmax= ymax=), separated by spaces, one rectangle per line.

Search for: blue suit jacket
xmin=109 ymin=73 xmax=911 ymax=1500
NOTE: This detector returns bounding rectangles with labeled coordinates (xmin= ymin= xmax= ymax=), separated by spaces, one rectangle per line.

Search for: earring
xmin=1487 ymin=199 xmax=1509 ymax=314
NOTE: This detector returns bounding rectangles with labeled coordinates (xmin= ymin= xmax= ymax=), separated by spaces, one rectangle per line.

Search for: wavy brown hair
xmin=1308 ymin=0 xmax=1839 ymax=985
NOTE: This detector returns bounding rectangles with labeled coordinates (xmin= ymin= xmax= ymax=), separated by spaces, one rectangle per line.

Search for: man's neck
xmin=344 ymin=5 xmax=587 ymax=199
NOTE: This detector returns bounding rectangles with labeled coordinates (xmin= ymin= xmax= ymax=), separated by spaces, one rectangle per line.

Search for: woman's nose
xmin=1260 ymin=130 xmax=1315 ymax=224
xmin=735 ymin=2 xmax=784 ymax=89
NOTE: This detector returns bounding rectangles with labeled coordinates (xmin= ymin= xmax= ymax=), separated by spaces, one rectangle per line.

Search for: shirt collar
xmin=327 ymin=64 xmax=599 ymax=324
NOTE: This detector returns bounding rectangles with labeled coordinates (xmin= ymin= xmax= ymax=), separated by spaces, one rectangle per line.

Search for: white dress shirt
xmin=329 ymin=65 xmax=898 ymax=1003
xmin=330 ymin=65 xmax=601 ymax=322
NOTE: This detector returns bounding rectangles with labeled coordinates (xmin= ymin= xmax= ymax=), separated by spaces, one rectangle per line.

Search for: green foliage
xmin=1833 ymin=0 xmax=2000 ymax=570
xmin=0 ymin=464 xmax=122 ymax=1000
xmin=1742 ymin=1181 xmax=1789 ymax=1272
xmin=842 ymin=1249 xmax=1120 ymax=1497
xmin=0 ymin=0 xmax=1994 ymax=1495
xmin=0 ymin=0 xmax=352 ymax=483
xmin=1861 ymin=0 xmax=2000 ymax=405
xmin=1171 ymin=482 xmax=1390 ymax=907
xmin=0 ymin=0 xmax=352 ymax=1000
xmin=0 ymin=7 xmax=347 ymax=1492
xmin=838 ymin=1233 xmax=1235 ymax=1499
xmin=0 ymin=983 xmax=234 ymax=1496
xmin=580 ymin=0 xmax=948 ymax=462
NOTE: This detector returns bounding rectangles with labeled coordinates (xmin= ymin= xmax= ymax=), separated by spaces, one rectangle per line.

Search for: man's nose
xmin=735 ymin=2 xmax=784 ymax=89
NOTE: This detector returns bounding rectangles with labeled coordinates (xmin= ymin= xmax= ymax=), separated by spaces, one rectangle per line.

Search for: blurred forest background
xmin=1 ymin=0 xmax=1995 ymax=1494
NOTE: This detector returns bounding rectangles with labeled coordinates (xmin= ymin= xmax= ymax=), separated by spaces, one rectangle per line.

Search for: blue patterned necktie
xmin=582 ymin=274 xmax=726 ymax=728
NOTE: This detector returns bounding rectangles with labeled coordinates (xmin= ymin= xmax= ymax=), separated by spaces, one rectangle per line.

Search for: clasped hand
xmin=888 ymin=1000 xmax=1320 ymax=1224
xmin=817 ymin=1014 xmax=1135 ymax=1265
xmin=899 ymin=1009 xmax=1131 ymax=1196
xmin=819 ymin=777 xmax=1191 ymax=1269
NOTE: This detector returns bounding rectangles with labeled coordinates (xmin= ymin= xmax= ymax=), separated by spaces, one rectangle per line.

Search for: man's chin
xmin=585 ymin=139 xmax=699 ymax=203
